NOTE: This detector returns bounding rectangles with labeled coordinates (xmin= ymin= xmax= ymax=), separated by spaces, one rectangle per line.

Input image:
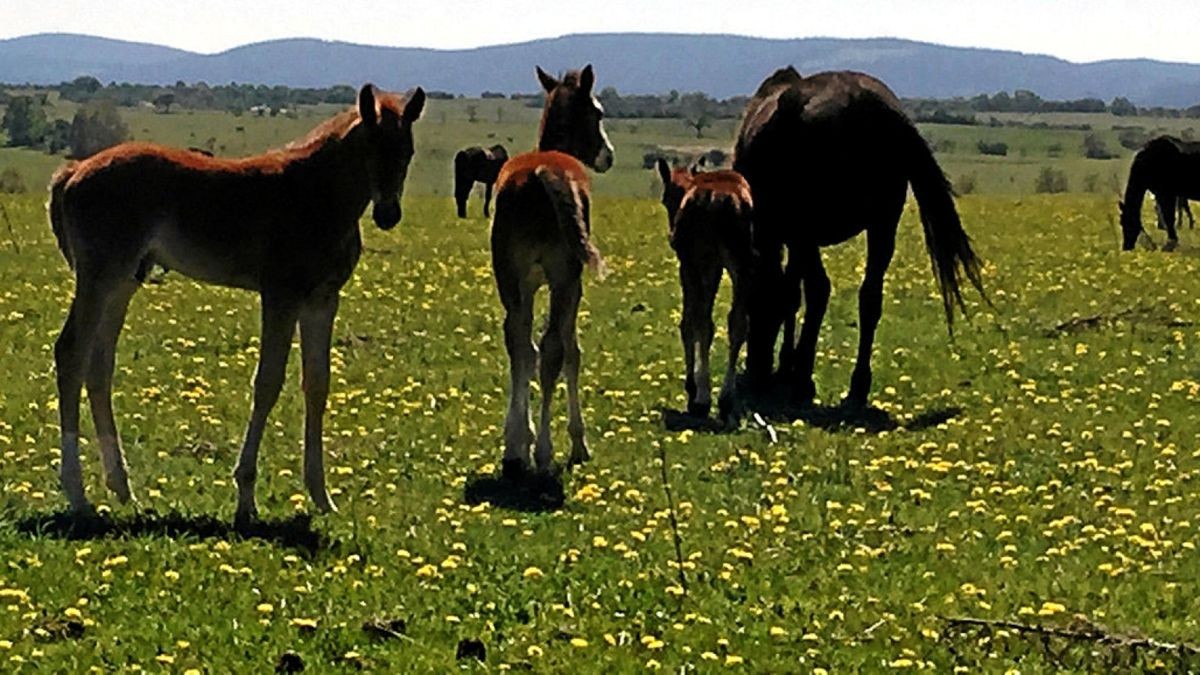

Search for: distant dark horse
xmin=1121 ymin=136 xmax=1200 ymax=251
xmin=455 ymin=144 xmax=508 ymax=218
xmin=733 ymin=67 xmax=985 ymax=407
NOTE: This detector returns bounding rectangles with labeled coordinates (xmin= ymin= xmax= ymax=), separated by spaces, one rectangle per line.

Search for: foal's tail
xmin=904 ymin=121 xmax=986 ymax=330
xmin=48 ymin=162 xmax=77 ymax=269
xmin=536 ymin=166 xmax=606 ymax=279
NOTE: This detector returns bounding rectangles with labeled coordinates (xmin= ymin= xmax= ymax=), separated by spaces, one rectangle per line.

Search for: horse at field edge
xmin=49 ymin=83 xmax=425 ymax=526
xmin=455 ymin=144 xmax=509 ymax=218
xmin=491 ymin=64 xmax=613 ymax=478
xmin=733 ymin=66 xmax=985 ymax=408
xmin=1120 ymin=135 xmax=1200 ymax=250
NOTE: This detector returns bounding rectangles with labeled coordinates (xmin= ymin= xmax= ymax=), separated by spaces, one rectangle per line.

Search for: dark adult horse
xmin=733 ymin=67 xmax=985 ymax=407
xmin=1121 ymin=136 xmax=1200 ymax=250
xmin=455 ymin=144 xmax=509 ymax=218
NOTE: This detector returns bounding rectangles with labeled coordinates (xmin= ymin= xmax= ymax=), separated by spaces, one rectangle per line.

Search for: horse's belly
xmin=147 ymin=222 xmax=261 ymax=290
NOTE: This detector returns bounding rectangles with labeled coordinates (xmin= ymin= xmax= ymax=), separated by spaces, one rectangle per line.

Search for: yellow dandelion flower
xmin=523 ymin=566 xmax=545 ymax=579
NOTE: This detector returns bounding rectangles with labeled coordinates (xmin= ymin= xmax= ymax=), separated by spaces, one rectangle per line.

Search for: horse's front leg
xmin=1162 ymin=193 xmax=1180 ymax=250
xmin=299 ymin=295 xmax=340 ymax=514
xmin=484 ymin=182 xmax=494 ymax=218
xmin=234 ymin=297 xmax=298 ymax=528
xmin=719 ymin=266 xmax=750 ymax=424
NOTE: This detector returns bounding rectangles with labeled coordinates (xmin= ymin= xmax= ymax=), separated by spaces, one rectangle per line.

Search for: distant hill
xmin=2 ymin=32 xmax=1199 ymax=107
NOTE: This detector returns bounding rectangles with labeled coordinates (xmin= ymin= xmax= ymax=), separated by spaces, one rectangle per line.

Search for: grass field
xmin=1 ymin=97 xmax=1199 ymax=671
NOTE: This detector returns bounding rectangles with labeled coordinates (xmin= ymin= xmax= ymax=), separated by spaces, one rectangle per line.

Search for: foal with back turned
xmin=49 ymin=84 xmax=425 ymax=525
xmin=656 ymin=159 xmax=753 ymax=423
xmin=491 ymin=65 xmax=613 ymax=478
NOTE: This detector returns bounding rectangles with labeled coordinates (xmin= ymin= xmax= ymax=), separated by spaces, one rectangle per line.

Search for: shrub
xmin=1047 ymin=143 xmax=1063 ymax=157
xmin=1082 ymin=134 xmax=1118 ymax=159
xmin=1082 ymin=173 xmax=1100 ymax=193
xmin=955 ymin=172 xmax=978 ymax=195
xmin=977 ymin=140 xmax=1008 ymax=156
xmin=69 ymin=99 xmax=130 ymax=159
xmin=1117 ymin=127 xmax=1150 ymax=150
xmin=1035 ymin=166 xmax=1069 ymax=193
xmin=0 ymin=168 xmax=27 ymax=194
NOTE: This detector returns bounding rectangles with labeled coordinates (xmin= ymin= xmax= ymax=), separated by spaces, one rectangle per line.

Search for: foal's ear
xmin=580 ymin=64 xmax=595 ymax=92
xmin=403 ymin=87 xmax=426 ymax=123
xmin=656 ymin=158 xmax=671 ymax=185
xmin=536 ymin=66 xmax=558 ymax=93
xmin=358 ymin=84 xmax=379 ymax=127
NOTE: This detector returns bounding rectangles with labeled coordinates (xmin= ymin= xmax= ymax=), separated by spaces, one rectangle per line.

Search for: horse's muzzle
xmin=373 ymin=201 xmax=401 ymax=230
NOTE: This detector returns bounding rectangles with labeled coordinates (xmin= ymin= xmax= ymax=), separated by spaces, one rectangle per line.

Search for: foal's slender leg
xmin=499 ymin=272 xmax=537 ymax=475
xmin=719 ymin=267 xmax=751 ymax=423
xmin=534 ymin=287 xmax=566 ymax=472
xmin=678 ymin=267 xmax=698 ymax=414
xmin=299 ymin=295 xmax=339 ymax=513
xmin=792 ymin=247 xmax=829 ymax=405
xmin=233 ymin=298 xmax=299 ymax=527
xmin=684 ymin=264 xmax=720 ymax=417
xmin=556 ymin=278 xmax=590 ymax=467
xmin=847 ymin=228 xmax=897 ymax=408
xmin=85 ymin=279 xmax=138 ymax=503
xmin=55 ymin=278 xmax=113 ymax=513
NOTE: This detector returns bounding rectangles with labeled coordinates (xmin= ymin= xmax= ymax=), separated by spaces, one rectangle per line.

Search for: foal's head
xmin=354 ymin=84 xmax=426 ymax=230
xmin=535 ymin=64 xmax=614 ymax=173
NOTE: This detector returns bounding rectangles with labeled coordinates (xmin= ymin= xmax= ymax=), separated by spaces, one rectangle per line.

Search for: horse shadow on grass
xmin=463 ymin=469 xmax=566 ymax=513
xmin=663 ymin=375 xmax=962 ymax=435
xmin=10 ymin=509 xmax=329 ymax=556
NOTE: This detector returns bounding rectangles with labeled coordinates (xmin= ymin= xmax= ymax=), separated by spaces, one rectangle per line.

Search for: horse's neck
xmin=288 ymin=139 xmax=371 ymax=217
xmin=537 ymin=116 xmax=576 ymax=158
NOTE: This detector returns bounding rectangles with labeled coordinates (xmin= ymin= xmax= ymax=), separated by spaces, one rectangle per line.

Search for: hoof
xmin=106 ymin=478 xmax=136 ymax=505
xmin=687 ymin=400 xmax=711 ymax=418
xmin=234 ymin=507 xmax=259 ymax=532
xmin=567 ymin=445 xmax=591 ymax=469
xmin=309 ymin=491 xmax=338 ymax=515
xmin=792 ymin=380 xmax=817 ymax=406
xmin=841 ymin=393 xmax=869 ymax=411
xmin=502 ymin=458 xmax=532 ymax=482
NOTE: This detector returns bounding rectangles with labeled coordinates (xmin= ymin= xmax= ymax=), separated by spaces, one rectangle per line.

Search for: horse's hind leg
xmin=484 ymin=182 xmax=494 ymax=218
xmin=556 ymin=277 xmax=590 ymax=467
xmin=233 ymin=297 xmax=299 ymax=527
xmin=1160 ymin=193 xmax=1180 ymax=250
xmin=681 ymin=262 xmax=720 ymax=417
xmin=719 ymin=267 xmax=751 ymax=423
xmin=299 ymin=295 xmax=339 ymax=514
xmin=792 ymin=247 xmax=829 ymax=405
xmin=496 ymin=258 xmax=537 ymax=476
xmin=778 ymin=257 xmax=801 ymax=378
xmin=55 ymin=276 xmax=117 ymax=513
xmin=847 ymin=228 xmax=896 ymax=408
xmin=534 ymin=287 xmax=566 ymax=472
xmin=85 ymin=279 xmax=139 ymax=503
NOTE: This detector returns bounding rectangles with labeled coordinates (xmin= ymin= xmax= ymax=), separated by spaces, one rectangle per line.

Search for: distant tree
xmin=1034 ymin=166 xmax=1069 ymax=193
xmin=680 ymin=92 xmax=714 ymax=138
xmin=466 ymin=104 xmax=478 ymax=123
xmin=0 ymin=167 xmax=27 ymax=194
xmin=1110 ymin=97 xmax=1138 ymax=117
xmin=45 ymin=119 xmax=72 ymax=154
xmin=976 ymin=140 xmax=1008 ymax=156
xmin=153 ymin=92 xmax=176 ymax=113
xmin=58 ymin=75 xmax=103 ymax=102
xmin=1 ymin=96 xmax=49 ymax=147
xmin=69 ymin=99 xmax=129 ymax=159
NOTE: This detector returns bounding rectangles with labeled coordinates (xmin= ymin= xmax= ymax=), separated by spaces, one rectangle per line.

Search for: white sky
xmin=2 ymin=0 xmax=1198 ymax=64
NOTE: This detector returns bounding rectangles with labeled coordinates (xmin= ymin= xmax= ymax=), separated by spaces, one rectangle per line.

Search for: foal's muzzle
xmin=373 ymin=201 xmax=401 ymax=230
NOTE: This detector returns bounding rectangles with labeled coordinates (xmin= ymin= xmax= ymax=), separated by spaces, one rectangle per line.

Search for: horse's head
xmin=355 ymin=84 xmax=425 ymax=230
xmin=536 ymin=64 xmax=613 ymax=173
xmin=656 ymin=158 xmax=692 ymax=225
xmin=1118 ymin=199 xmax=1143 ymax=251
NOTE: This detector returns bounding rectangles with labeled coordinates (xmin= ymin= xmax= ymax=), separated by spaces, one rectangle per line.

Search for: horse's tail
xmin=453 ymin=150 xmax=472 ymax=218
xmin=535 ymin=166 xmax=606 ymax=279
xmin=48 ymin=162 xmax=77 ymax=269
xmin=902 ymin=119 xmax=986 ymax=330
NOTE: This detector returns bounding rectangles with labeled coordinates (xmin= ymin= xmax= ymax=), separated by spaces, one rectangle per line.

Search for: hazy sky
xmin=2 ymin=0 xmax=1198 ymax=63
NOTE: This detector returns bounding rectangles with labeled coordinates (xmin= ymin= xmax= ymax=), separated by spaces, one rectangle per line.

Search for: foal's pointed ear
xmin=656 ymin=157 xmax=671 ymax=184
xmin=403 ymin=87 xmax=426 ymax=123
xmin=358 ymin=84 xmax=378 ymax=127
xmin=580 ymin=64 xmax=595 ymax=92
xmin=536 ymin=66 xmax=558 ymax=93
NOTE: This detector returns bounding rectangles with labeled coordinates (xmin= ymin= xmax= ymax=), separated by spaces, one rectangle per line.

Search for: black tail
xmin=535 ymin=166 xmax=606 ymax=278
xmin=903 ymin=123 xmax=985 ymax=329
xmin=48 ymin=162 xmax=77 ymax=269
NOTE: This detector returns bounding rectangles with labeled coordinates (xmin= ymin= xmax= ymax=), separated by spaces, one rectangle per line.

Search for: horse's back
xmin=673 ymin=171 xmax=753 ymax=261
xmin=493 ymin=151 xmax=592 ymax=278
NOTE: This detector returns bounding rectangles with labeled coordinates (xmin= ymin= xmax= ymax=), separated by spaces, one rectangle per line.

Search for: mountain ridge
xmin=2 ymin=32 xmax=1199 ymax=107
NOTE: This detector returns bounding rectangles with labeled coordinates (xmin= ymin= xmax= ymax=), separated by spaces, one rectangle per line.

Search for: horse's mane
xmin=283 ymin=92 xmax=408 ymax=155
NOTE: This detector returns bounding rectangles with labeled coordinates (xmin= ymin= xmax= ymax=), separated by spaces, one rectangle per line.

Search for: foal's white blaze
xmin=593 ymin=98 xmax=614 ymax=173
